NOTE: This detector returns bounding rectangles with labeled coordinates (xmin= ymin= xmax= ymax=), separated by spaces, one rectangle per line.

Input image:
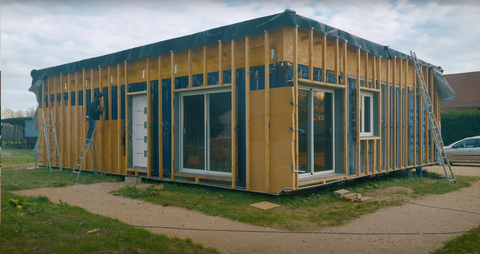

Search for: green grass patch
xmin=1 ymin=147 xmax=37 ymax=168
xmin=113 ymin=171 xmax=479 ymax=232
xmin=0 ymin=191 xmax=218 ymax=254
xmin=433 ymin=225 xmax=480 ymax=254
xmin=1 ymin=167 xmax=124 ymax=191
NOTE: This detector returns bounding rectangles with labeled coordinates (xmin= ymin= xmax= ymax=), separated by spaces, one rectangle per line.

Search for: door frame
xmin=298 ymin=85 xmax=335 ymax=178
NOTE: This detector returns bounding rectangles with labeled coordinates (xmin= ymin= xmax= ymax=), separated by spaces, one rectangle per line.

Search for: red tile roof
xmin=441 ymin=71 xmax=480 ymax=109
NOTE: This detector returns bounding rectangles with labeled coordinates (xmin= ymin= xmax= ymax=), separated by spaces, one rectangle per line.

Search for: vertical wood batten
xmin=98 ymin=66 xmax=103 ymax=172
xmin=392 ymin=57 xmax=396 ymax=170
xmin=52 ymin=77 xmax=56 ymax=164
xmin=356 ymin=47 xmax=361 ymax=177
xmin=294 ymin=26 xmax=299 ymax=189
xmin=322 ymin=33 xmax=327 ymax=84
xmin=430 ymin=68 xmax=435 ymax=162
xmin=386 ymin=60 xmax=390 ymax=171
xmin=67 ymin=73 xmax=72 ymax=168
xmin=124 ymin=61 xmax=129 ymax=174
xmin=158 ymin=56 xmax=164 ymax=180
xmin=218 ymin=40 xmax=223 ymax=85
xmin=377 ymin=56 xmax=381 ymax=172
xmin=82 ymin=69 xmax=87 ymax=157
xmin=146 ymin=58 xmax=151 ymax=179
xmin=245 ymin=36 xmax=251 ymax=191
xmin=203 ymin=46 xmax=207 ymax=87
xmin=399 ymin=58 xmax=403 ymax=167
xmin=231 ymin=39 xmax=237 ymax=189
xmin=188 ymin=49 xmax=193 ymax=88
xmin=117 ymin=64 xmax=121 ymax=174
xmin=74 ymin=72 xmax=79 ymax=168
xmin=424 ymin=65 xmax=429 ymax=164
xmin=107 ymin=66 xmax=112 ymax=174
xmin=343 ymin=40 xmax=348 ymax=177
xmin=264 ymin=30 xmax=270 ymax=193
xmin=171 ymin=51 xmax=176 ymax=181
xmin=309 ymin=28 xmax=314 ymax=81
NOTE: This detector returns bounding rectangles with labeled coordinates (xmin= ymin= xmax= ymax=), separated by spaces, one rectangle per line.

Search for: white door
xmin=132 ymin=95 xmax=148 ymax=167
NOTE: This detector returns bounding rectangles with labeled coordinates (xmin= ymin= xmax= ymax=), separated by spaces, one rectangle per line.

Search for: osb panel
xmin=298 ymin=30 xmax=310 ymax=66
xmin=347 ymin=49 xmax=358 ymax=78
xmin=325 ymin=39 xmax=336 ymax=71
xmin=312 ymin=34 xmax=323 ymax=70
xmin=249 ymin=166 xmax=266 ymax=192
xmin=250 ymin=90 xmax=265 ymax=116
xmin=282 ymin=27 xmax=294 ymax=63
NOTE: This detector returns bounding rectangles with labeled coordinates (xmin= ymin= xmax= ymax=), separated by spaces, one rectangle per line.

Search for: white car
xmin=443 ymin=136 xmax=480 ymax=164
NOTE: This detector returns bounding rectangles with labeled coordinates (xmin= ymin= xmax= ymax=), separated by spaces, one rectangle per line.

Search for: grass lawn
xmin=113 ymin=171 xmax=480 ymax=232
xmin=1 ymin=147 xmax=37 ymax=168
xmin=433 ymin=226 xmax=480 ymax=254
xmin=1 ymin=147 xmax=219 ymax=253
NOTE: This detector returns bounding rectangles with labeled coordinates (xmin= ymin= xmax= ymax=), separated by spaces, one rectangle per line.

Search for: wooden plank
xmin=322 ymin=33 xmax=327 ymax=84
xmin=171 ymin=51 xmax=175 ymax=181
xmin=174 ymin=83 xmax=231 ymax=93
xmin=231 ymin=39 xmax=237 ymax=189
xmin=392 ymin=57 xmax=396 ymax=170
xmin=365 ymin=140 xmax=369 ymax=175
xmin=107 ymin=66 xmax=112 ymax=174
xmin=117 ymin=64 xmax=122 ymax=175
xmin=424 ymin=65 xmax=428 ymax=164
xmin=299 ymin=174 xmax=346 ymax=187
xmin=430 ymin=68 xmax=434 ymax=163
xmin=343 ymin=40 xmax=348 ymax=177
xmin=126 ymin=91 xmax=147 ymax=96
xmin=203 ymin=45 xmax=207 ymax=87
xmin=82 ymin=69 xmax=87 ymax=161
xmin=218 ymin=40 xmax=223 ymax=85
xmin=365 ymin=51 xmax=369 ymax=87
xmin=413 ymin=60 xmax=417 ymax=166
xmin=419 ymin=66 xmax=423 ymax=165
xmin=67 ymin=73 xmax=72 ymax=168
xmin=399 ymin=58 xmax=403 ymax=167
xmin=404 ymin=59 xmax=408 ymax=167
xmin=158 ymin=56 xmax=163 ymax=179
xmin=356 ymin=47 xmax=361 ymax=176
xmin=74 ymin=72 xmax=79 ymax=170
xmin=52 ymin=76 xmax=56 ymax=161
xmin=188 ymin=49 xmax=192 ymax=88
xmin=377 ymin=56 xmax=381 ymax=172
xmin=174 ymin=173 xmax=231 ymax=182
xmin=245 ymin=36 xmax=251 ymax=191
xmin=98 ymin=66 xmax=103 ymax=172
xmin=293 ymin=26 xmax=299 ymax=189
xmin=373 ymin=140 xmax=377 ymax=173
xmin=386 ymin=60 xmax=390 ymax=171
xmin=298 ymin=78 xmax=345 ymax=89
xmin=335 ymin=37 xmax=339 ymax=84
xmin=360 ymin=86 xmax=380 ymax=92
xmin=264 ymin=30 xmax=270 ymax=193
xmin=124 ymin=61 xmax=129 ymax=175
xmin=309 ymin=28 xmax=314 ymax=81
xmin=146 ymin=58 xmax=151 ymax=179
xmin=360 ymin=136 xmax=381 ymax=141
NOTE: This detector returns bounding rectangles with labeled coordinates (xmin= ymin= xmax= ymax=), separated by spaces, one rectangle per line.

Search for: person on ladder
xmin=86 ymin=92 xmax=104 ymax=142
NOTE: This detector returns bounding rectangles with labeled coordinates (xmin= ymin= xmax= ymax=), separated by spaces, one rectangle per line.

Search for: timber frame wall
xmin=36 ymin=25 xmax=441 ymax=194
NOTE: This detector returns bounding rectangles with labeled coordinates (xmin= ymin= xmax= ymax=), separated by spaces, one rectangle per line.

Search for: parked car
xmin=444 ymin=136 xmax=480 ymax=164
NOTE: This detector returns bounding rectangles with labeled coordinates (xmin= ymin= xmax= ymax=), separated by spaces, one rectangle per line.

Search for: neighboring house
xmin=29 ymin=10 xmax=453 ymax=194
xmin=441 ymin=71 xmax=480 ymax=112
xmin=1 ymin=117 xmax=38 ymax=149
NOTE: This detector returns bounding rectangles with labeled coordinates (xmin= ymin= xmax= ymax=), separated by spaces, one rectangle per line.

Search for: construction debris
xmin=87 ymin=228 xmax=99 ymax=234
xmin=335 ymin=189 xmax=373 ymax=202
xmin=249 ymin=201 xmax=281 ymax=210
xmin=153 ymin=185 xmax=164 ymax=190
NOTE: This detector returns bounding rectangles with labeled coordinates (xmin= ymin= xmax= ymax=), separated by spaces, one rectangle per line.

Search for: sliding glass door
xmin=181 ymin=90 xmax=232 ymax=175
xmin=298 ymin=89 xmax=334 ymax=176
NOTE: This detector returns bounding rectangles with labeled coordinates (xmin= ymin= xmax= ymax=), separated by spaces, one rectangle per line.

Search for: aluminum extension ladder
xmin=34 ymin=109 xmax=63 ymax=172
xmin=411 ymin=51 xmax=457 ymax=185
xmin=71 ymin=129 xmax=103 ymax=179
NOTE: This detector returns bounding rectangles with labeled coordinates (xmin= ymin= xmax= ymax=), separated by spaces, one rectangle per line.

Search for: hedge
xmin=441 ymin=110 xmax=480 ymax=146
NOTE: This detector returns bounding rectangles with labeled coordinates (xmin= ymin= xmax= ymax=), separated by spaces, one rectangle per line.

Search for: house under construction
xmin=29 ymin=10 xmax=454 ymax=194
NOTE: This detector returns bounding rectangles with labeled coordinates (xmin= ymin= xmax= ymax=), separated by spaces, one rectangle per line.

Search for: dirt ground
xmin=13 ymin=164 xmax=480 ymax=254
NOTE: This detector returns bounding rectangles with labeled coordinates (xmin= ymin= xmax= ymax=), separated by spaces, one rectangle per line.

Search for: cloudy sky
xmin=2 ymin=0 xmax=480 ymax=111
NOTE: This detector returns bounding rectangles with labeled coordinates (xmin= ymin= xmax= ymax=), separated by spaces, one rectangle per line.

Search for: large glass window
xmin=298 ymin=89 xmax=334 ymax=176
xmin=181 ymin=91 xmax=232 ymax=174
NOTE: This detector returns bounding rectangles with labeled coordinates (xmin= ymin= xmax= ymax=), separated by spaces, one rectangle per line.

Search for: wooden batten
xmin=188 ymin=49 xmax=193 ymax=88
xmin=335 ymin=37 xmax=339 ymax=84
xmin=74 ymin=72 xmax=79 ymax=169
xmin=59 ymin=73 xmax=64 ymax=168
xmin=116 ymin=64 xmax=122 ymax=175
xmin=171 ymin=51 xmax=175 ymax=181
xmin=322 ymin=33 xmax=327 ymax=84
xmin=82 ymin=69 xmax=87 ymax=163
xmin=399 ymin=58 xmax=403 ymax=168
xmin=203 ymin=45 xmax=207 ymax=87
xmin=231 ymin=39 xmax=237 ymax=189
xmin=356 ymin=47 xmax=361 ymax=177
xmin=146 ymin=58 xmax=152 ymax=179
xmin=392 ymin=57 xmax=396 ymax=170
xmin=309 ymin=28 xmax=314 ymax=81
xmin=264 ymin=30 xmax=270 ymax=192
xmin=158 ymin=56 xmax=163 ymax=179
xmin=343 ymin=40 xmax=348 ymax=177
xmin=245 ymin=36 xmax=251 ymax=191
xmin=124 ymin=61 xmax=129 ymax=174
xmin=218 ymin=40 xmax=223 ymax=85
xmin=293 ymin=26 xmax=299 ymax=189
xmin=386 ymin=60 xmax=390 ymax=171
xmin=377 ymin=56 xmax=381 ymax=172
xmin=430 ymin=68 xmax=435 ymax=162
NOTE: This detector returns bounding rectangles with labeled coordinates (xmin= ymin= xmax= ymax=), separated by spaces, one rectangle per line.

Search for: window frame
xmin=178 ymin=87 xmax=232 ymax=178
xmin=360 ymin=91 xmax=374 ymax=137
